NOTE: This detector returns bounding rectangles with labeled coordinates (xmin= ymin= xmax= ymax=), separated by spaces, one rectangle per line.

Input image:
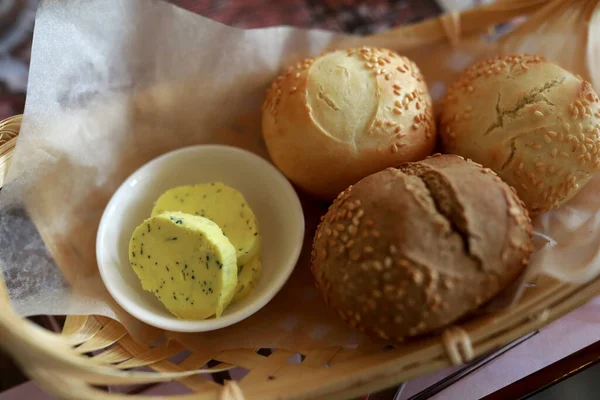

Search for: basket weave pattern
xmin=2 ymin=1 xmax=600 ymax=399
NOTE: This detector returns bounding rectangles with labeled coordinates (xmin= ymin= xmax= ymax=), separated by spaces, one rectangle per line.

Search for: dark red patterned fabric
xmin=169 ymin=0 xmax=441 ymax=33
xmin=0 ymin=0 xmax=441 ymax=121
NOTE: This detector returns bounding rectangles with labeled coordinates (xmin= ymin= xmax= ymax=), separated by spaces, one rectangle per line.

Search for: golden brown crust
xmin=310 ymin=154 xmax=532 ymax=341
xmin=262 ymin=47 xmax=436 ymax=200
xmin=439 ymin=54 xmax=600 ymax=215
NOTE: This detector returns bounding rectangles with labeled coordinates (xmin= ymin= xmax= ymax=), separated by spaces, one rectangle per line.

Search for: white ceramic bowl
xmin=96 ymin=145 xmax=305 ymax=332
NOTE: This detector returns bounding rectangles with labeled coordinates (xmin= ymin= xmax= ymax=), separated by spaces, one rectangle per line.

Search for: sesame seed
xmin=544 ymin=135 xmax=552 ymax=143
xmin=364 ymin=246 xmax=374 ymax=253
xmin=393 ymin=108 xmax=402 ymax=115
xmin=442 ymin=280 xmax=454 ymax=290
xmin=370 ymin=261 xmax=383 ymax=273
xmin=411 ymin=270 xmax=424 ymax=284
xmin=551 ymin=148 xmax=558 ymax=157
xmin=534 ymin=110 xmax=544 ymax=117
xmin=394 ymin=90 xmax=401 ymax=96
xmin=533 ymin=144 xmax=542 ymax=150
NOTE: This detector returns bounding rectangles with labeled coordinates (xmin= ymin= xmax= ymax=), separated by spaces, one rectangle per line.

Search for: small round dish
xmin=96 ymin=145 xmax=305 ymax=332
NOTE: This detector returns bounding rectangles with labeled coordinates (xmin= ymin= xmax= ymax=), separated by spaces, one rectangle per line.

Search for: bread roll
xmin=310 ymin=154 xmax=532 ymax=341
xmin=439 ymin=54 xmax=600 ymax=215
xmin=262 ymin=47 xmax=436 ymax=200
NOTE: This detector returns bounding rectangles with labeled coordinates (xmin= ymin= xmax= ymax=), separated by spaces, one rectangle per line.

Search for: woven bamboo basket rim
xmin=1 ymin=1 xmax=600 ymax=399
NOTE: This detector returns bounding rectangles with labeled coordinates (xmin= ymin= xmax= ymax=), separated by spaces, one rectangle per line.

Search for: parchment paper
xmin=1 ymin=0 xmax=599 ymax=349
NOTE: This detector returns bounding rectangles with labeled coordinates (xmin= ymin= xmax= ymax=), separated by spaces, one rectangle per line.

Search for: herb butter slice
xmin=151 ymin=183 xmax=260 ymax=265
xmin=232 ymin=254 xmax=262 ymax=303
xmin=129 ymin=211 xmax=237 ymax=320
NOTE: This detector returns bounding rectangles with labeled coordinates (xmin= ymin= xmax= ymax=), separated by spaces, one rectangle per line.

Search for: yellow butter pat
xmin=128 ymin=211 xmax=237 ymax=320
xmin=152 ymin=182 xmax=260 ymax=265
xmin=232 ymin=254 xmax=262 ymax=303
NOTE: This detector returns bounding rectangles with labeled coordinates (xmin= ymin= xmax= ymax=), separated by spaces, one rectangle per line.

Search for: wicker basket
xmin=2 ymin=1 xmax=600 ymax=399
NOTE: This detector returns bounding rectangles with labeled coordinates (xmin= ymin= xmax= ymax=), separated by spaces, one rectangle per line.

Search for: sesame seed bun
xmin=261 ymin=47 xmax=436 ymax=200
xmin=439 ymin=54 xmax=600 ymax=215
xmin=310 ymin=154 xmax=532 ymax=342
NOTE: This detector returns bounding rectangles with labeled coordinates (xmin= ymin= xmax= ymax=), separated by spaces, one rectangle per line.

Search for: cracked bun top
xmin=439 ymin=54 xmax=600 ymax=215
xmin=262 ymin=47 xmax=436 ymax=200
xmin=310 ymin=154 xmax=533 ymax=342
